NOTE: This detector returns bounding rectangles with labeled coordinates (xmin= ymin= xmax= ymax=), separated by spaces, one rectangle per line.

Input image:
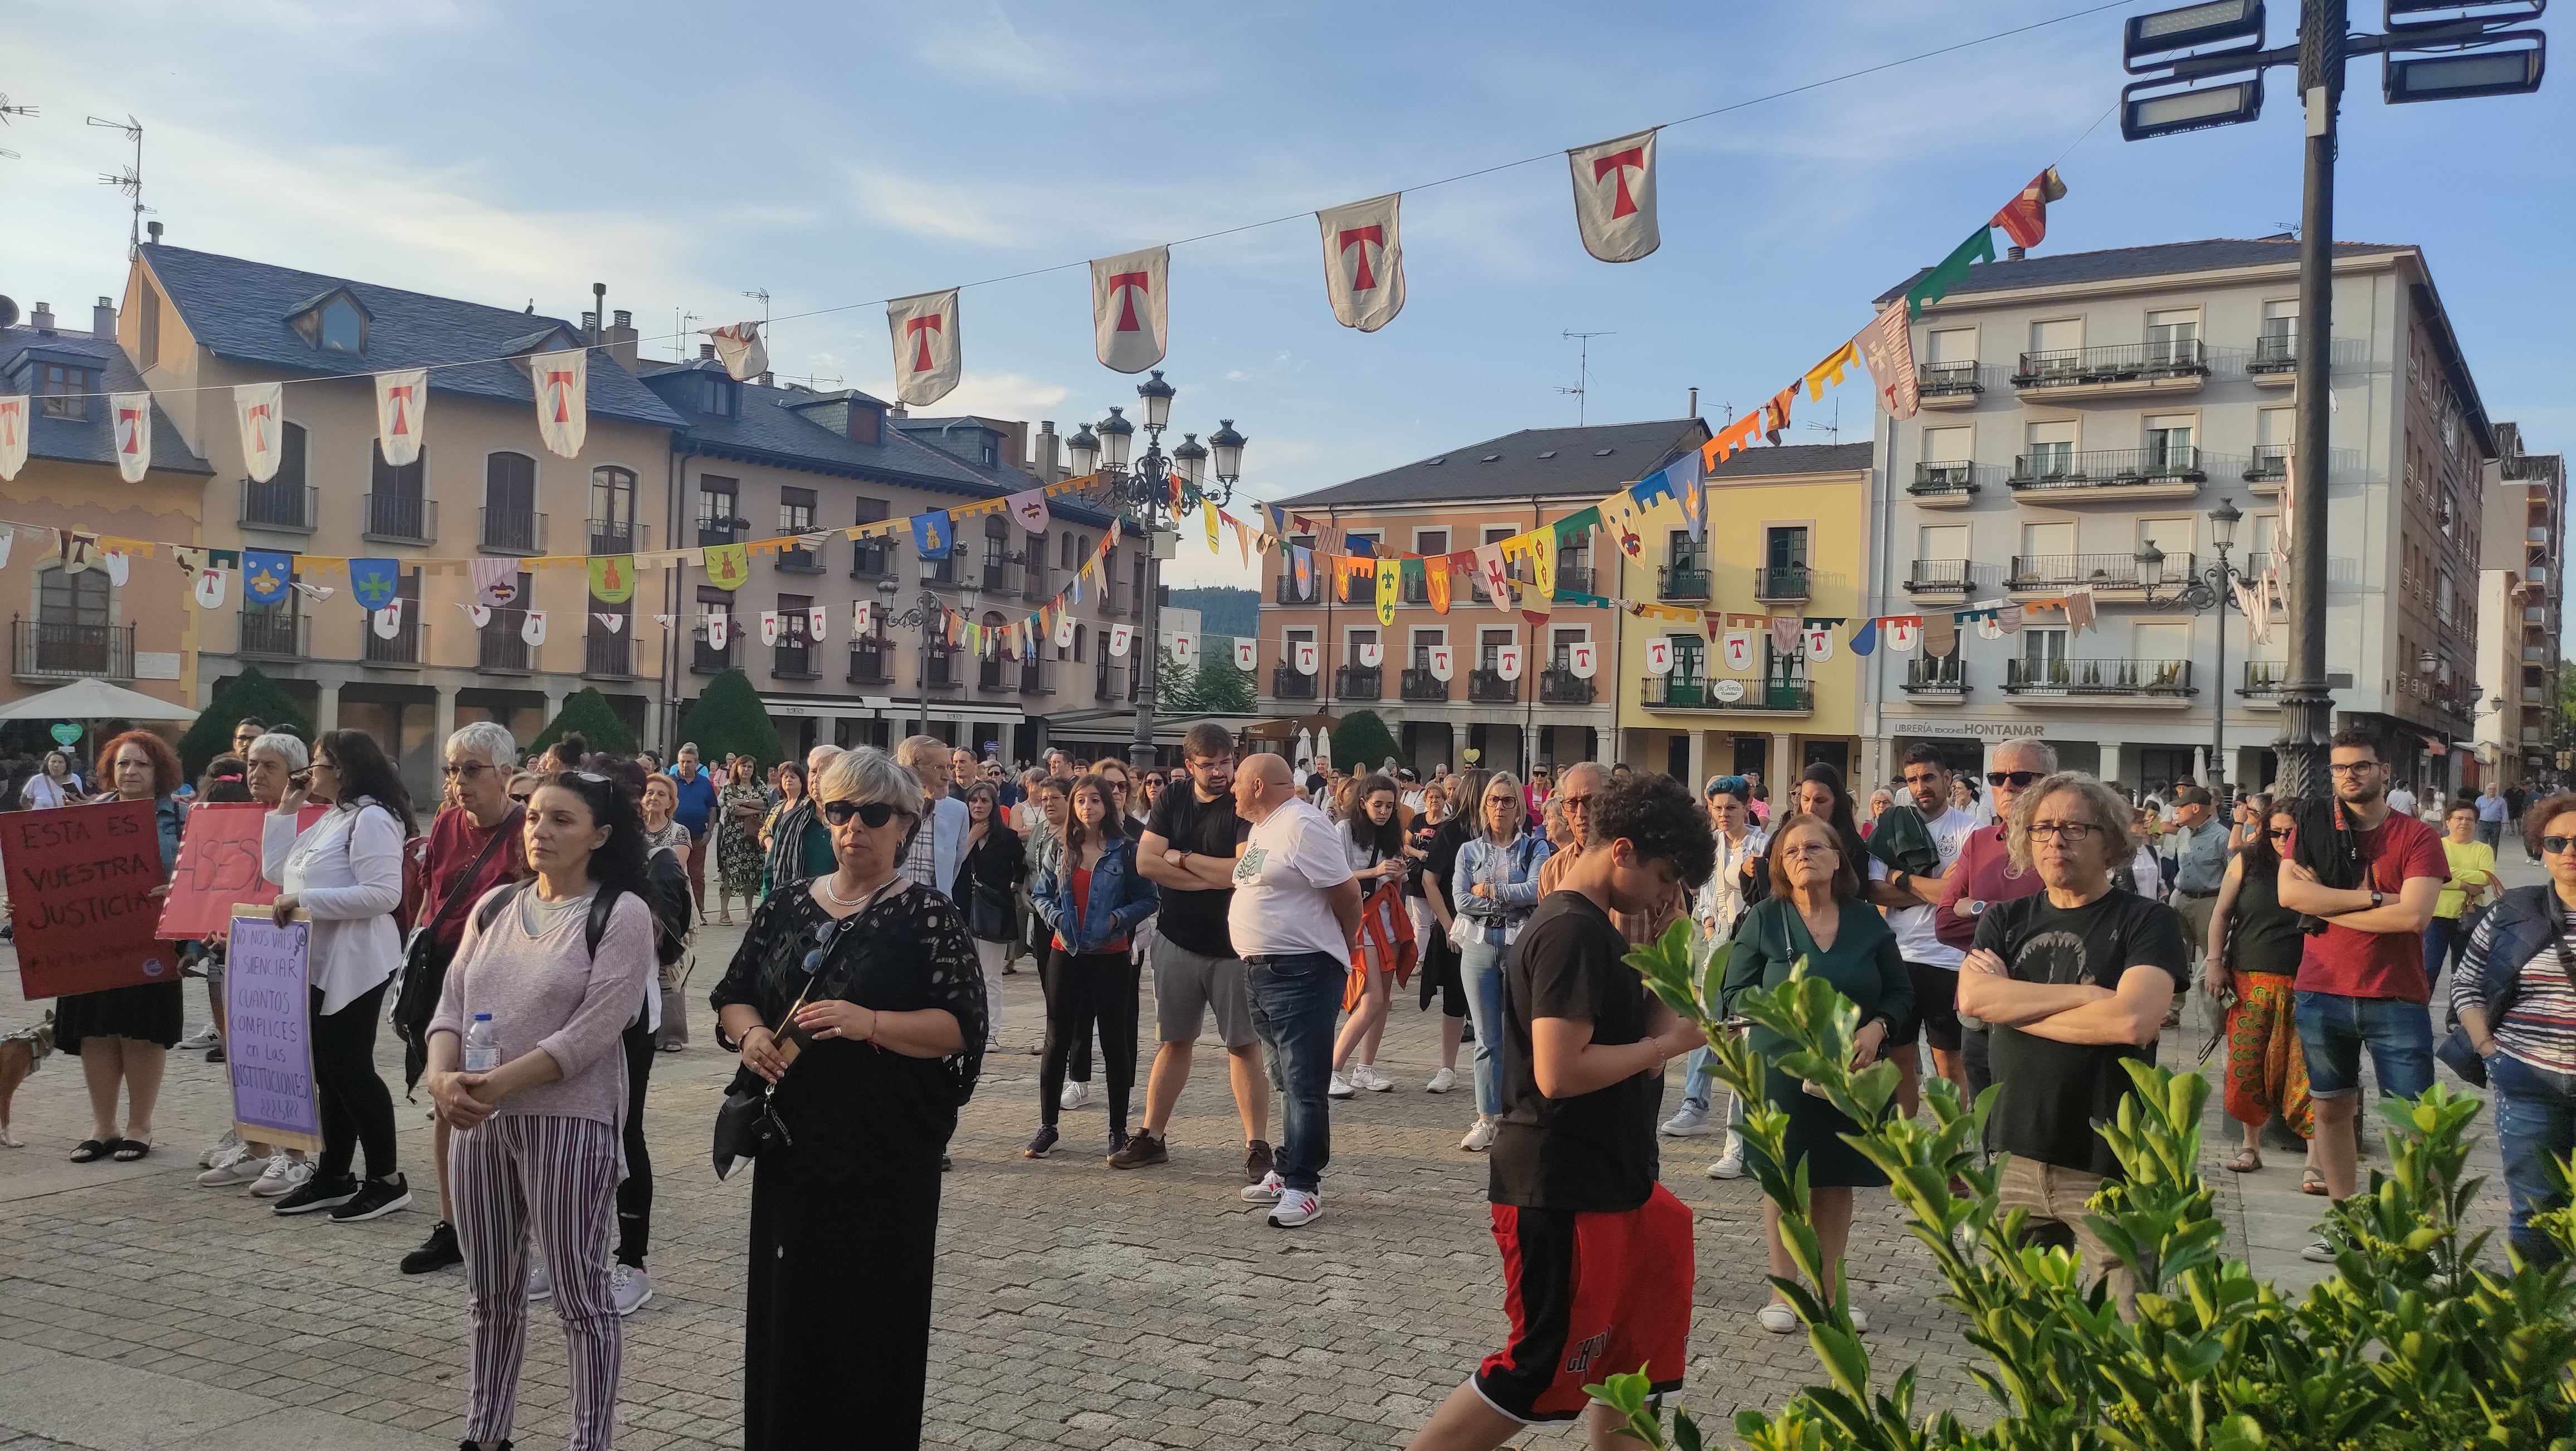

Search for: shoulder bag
xmin=391 ymin=810 xmax=520 ymax=1093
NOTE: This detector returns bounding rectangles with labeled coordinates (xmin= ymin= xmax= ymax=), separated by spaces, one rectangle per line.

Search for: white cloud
xmin=842 ymin=164 xmax=1045 ymax=247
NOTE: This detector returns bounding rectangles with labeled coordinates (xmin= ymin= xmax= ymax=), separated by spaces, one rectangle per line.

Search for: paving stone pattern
xmin=0 ymin=859 xmax=2517 ymax=1450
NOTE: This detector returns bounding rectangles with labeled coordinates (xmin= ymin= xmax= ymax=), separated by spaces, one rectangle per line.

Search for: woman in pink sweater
xmin=426 ymin=771 xmax=655 ymax=1451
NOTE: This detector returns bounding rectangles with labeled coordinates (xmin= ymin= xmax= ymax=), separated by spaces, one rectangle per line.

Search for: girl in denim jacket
xmin=1025 ymin=773 xmax=1159 ymax=1163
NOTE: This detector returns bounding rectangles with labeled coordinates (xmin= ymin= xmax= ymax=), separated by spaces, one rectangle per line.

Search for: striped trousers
xmin=453 ymin=1114 xmax=623 ymax=1451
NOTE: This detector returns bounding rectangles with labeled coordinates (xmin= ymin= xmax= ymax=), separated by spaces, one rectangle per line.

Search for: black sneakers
xmin=1108 ymin=1129 xmax=1168 ymax=1170
xmin=1244 ymin=1139 xmax=1275 ymax=1185
xmin=1023 ymin=1125 xmax=1059 ymax=1159
xmin=329 ymin=1174 xmax=413 ymax=1223
xmin=272 ymin=1174 xmax=360 ymax=1215
xmin=402 ymin=1219 xmax=463 ymax=1274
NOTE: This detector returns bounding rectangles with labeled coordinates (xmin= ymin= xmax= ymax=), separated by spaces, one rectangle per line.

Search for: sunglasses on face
xmin=2266 ymin=827 xmax=2294 ymax=841
xmin=508 ymin=791 xmax=533 ymax=805
xmin=1987 ymin=770 xmax=2043 ymax=788
xmin=819 ymin=799 xmax=910 ymax=829
xmin=2543 ymin=835 xmax=2576 ymax=856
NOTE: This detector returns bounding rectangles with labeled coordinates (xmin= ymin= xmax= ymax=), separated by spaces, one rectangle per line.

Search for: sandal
xmin=111 ymin=1139 xmax=152 ymax=1162
xmin=69 ymin=1138 xmax=120 ymax=1163
xmin=2224 ymin=1149 xmax=2263 ymax=1173
xmin=2301 ymin=1167 xmax=2328 ymax=1196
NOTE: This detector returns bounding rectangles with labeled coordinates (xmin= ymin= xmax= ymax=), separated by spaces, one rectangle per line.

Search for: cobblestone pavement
xmin=0 ymin=860 xmax=2518 ymax=1451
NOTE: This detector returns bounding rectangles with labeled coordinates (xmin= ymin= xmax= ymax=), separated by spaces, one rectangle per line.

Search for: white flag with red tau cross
xmin=886 ymin=289 xmax=961 ymax=406
xmin=235 ymin=382 xmax=286 ymax=483
xmin=1567 ymin=128 xmax=1660 ymax=263
xmin=1316 ymin=194 xmax=1405 ymax=333
xmin=529 ymin=349 xmax=587 ymax=459
xmin=0 ymin=396 xmax=25 ymax=482
xmin=1090 ymin=247 xmax=1169 ymax=374
xmin=374 ymin=369 xmax=427 ymax=468
xmin=111 ymin=392 xmax=152 ymax=483
xmin=702 ymin=322 xmax=768 ymax=382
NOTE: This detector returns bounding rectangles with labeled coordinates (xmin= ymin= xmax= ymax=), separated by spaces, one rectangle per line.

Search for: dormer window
xmin=35 ymin=362 xmax=95 ymax=420
xmin=701 ymin=374 xmax=739 ymax=419
xmin=320 ymin=298 xmax=364 ymax=354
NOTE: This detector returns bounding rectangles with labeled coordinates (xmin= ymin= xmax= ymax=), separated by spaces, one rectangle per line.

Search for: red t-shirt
xmin=1052 ymin=865 xmax=1131 ymax=955
xmin=420 ymin=802 xmax=531 ymax=952
xmin=1934 ymin=823 xmax=2047 ymax=951
xmin=2293 ymin=810 xmax=2447 ymax=1002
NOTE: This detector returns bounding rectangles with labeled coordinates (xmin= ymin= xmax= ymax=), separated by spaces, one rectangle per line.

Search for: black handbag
xmin=712 ymin=1068 xmax=789 ymax=1180
xmin=2439 ymin=904 xmax=2576 ymax=1089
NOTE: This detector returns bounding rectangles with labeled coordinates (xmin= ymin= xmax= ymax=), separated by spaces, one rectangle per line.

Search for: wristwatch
xmin=1166 ymin=848 xmax=1187 ymax=866
xmin=2369 ymin=888 xmax=2386 ymax=909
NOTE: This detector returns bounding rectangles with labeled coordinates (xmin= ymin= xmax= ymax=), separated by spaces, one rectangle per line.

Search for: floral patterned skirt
xmin=2224 ymin=971 xmax=2313 ymax=1137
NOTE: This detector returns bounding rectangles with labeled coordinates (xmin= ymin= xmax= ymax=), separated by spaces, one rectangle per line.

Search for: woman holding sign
xmin=263 ymin=731 xmax=415 ymax=1223
xmin=57 ymin=732 xmax=188 ymax=1163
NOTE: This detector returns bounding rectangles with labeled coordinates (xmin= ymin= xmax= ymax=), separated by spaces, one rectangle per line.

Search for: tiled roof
xmin=1706 ymin=441 xmax=1874 ymax=478
xmin=139 ymin=244 xmax=686 ymax=429
xmin=1276 ymin=417 xmax=1712 ymax=509
xmin=1873 ymin=237 xmax=2413 ymax=306
xmin=0 ymin=324 xmax=212 ymax=475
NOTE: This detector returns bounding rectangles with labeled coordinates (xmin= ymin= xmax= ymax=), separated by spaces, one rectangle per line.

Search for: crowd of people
xmin=12 ymin=708 xmax=2574 ymax=1451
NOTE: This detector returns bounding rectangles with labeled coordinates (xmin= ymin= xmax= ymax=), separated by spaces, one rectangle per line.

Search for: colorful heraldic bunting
xmin=1905 ymin=223 xmax=1997 ymax=319
xmin=1857 ymin=305 xmax=1920 ymax=421
xmin=521 ymin=610 xmax=547 ymax=647
xmin=1721 ymin=630 xmax=1755 ymax=673
xmin=528 ymin=348 xmax=587 ymax=459
xmin=886 ymin=289 xmax=962 ymax=407
xmin=1317 ymin=194 xmax=1406 ymax=333
xmin=373 ymin=598 xmax=404 ymax=640
xmin=911 ymin=512 xmax=952 ymax=561
xmin=1292 ymin=637 xmax=1317 ymax=676
xmin=851 ymin=600 xmax=872 ymax=637
xmin=1171 ymin=631 xmax=1196 ymax=669
xmin=1850 ymin=617 xmax=1879 ymax=656
xmin=374 ymin=369 xmax=427 ymax=468
xmin=1494 ymin=644 xmax=1523 ymax=682
xmin=1427 ymin=644 xmax=1454 ymax=681
xmin=235 ymin=382 xmax=286 ymax=483
xmin=702 ymin=542 xmax=750 ymax=591
xmin=1374 ymin=558 xmax=1399 ymax=626
xmin=808 ymin=605 xmax=828 ymax=642
xmin=194 ymin=567 xmax=226 ymax=610
xmin=701 ymin=322 xmax=767 ymax=383
xmin=1005 ymin=488 xmax=1048 ymax=534
xmin=242 ymin=549 xmax=292 ymax=610
xmin=704 ymin=609 xmax=727 ymax=650
xmin=470 ymin=557 xmax=521 ymax=608
xmin=759 ymin=610 xmax=781 ymax=647
xmin=1884 ymin=617 xmax=1921 ymax=653
xmin=1090 ymin=246 xmax=1169 ymax=374
xmin=588 ymin=554 xmax=635 ymax=605
xmin=1992 ymin=167 xmax=2067 ymax=250
xmin=593 ymin=612 xmax=622 ymax=634
xmin=1109 ymin=623 xmax=1131 ymax=658
xmin=1567 ymin=128 xmax=1660 ymax=263
xmin=348 ymin=558 xmax=399 ymax=612
xmin=0 ymin=395 xmax=26 ymax=481
xmin=1645 ymin=637 xmax=1674 ymax=676
xmin=1566 ymin=639 xmax=1597 ymax=679
xmin=111 ymin=392 xmax=151 ymax=483
xmin=1234 ymin=639 xmax=1257 ymax=672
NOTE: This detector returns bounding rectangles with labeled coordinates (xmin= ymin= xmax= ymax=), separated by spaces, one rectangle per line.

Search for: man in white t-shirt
xmin=1867 ymin=744 xmax=1981 ymax=1118
xmin=1228 ymin=753 xmax=1361 ymax=1229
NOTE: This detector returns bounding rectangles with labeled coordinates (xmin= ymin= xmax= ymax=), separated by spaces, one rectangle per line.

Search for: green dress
xmin=1721 ymin=896 xmax=1914 ymax=1189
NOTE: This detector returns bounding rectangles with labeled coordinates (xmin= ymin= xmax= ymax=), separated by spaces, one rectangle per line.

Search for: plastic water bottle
xmin=463 ymin=1014 xmax=501 ymax=1073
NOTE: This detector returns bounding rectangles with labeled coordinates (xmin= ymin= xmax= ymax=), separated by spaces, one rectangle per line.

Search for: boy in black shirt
xmin=1957 ymin=772 xmax=2186 ymax=1312
xmin=1406 ymin=776 xmax=1712 ymax=1451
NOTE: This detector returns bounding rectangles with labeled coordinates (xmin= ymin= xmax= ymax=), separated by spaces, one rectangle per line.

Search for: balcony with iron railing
xmin=239 ymin=478 xmax=319 ymax=534
xmin=1094 ymin=661 xmax=1128 ymax=701
xmin=2001 ymin=657 xmax=2194 ymax=701
xmin=363 ymin=493 xmax=437 ymax=544
xmin=237 ymin=608 xmax=306 ymax=659
xmin=924 ymin=646 xmax=964 ymax=690
xmin=1019 ymin=660 xmax=1056 ymax=696
xmin=1754 ymin=564 xmax=1810 ymax=602
xmin=1915 ymin=359 xmax=1985 ymax=407
xmin=1557 ymin=564 xmax=1594 ymax=596
xmin=1657 ymin=562 xmax=1710 ymax=601
xmin=978 ymin=654 xmax=1017 ymax=693
xmin=363 ymin=615 xmax=426 ymax=668
xmin=1906 ymin=559 xmax=1974 ymax=595
xmin=1901 ymin=655 xmax=1966 ymax=697
xmin=13 ymin=619 xmax=135 ymax=681
xmin=1102 ymin=580 xmax=1131 ymax=616
xmin=921 ymin=556 xmax=957 ymax=587
xmin=848 ymin=639 xmax=895 ymax=684
xmin=1909 ymin=461 xmax=1982 ymax=503
xmin=481 ymin=508 xmax=547 ymax=555
xmin=775 ymin=540 xmax=826 ymax=574
xmin=1640 ymin=676 xmax=1814 ymax=713
xmin=1401 ymin=666 xmax=1448 ymax=702
xmin=1021 ymin=565 xmax=1050 ymax=602
xmin=773 ymin=640 xmax=822 ymax=681
xmin=581 ymin=629 xmax=632 ymax=679
xmin=2245 ymin=444 xmax=2291 ymax=483
xmin=478 ymin=608 xmax=536 ymax=673
xmin=1272 ymin=665 xmax=1318 ymax=700
xmin=2011 ymin=338 xmax=2209 ymax=394
xmin=2007 ymin=446 xmax=2209 ymax=497
xmin=691 ymin=636 xmax=735 ymax=675
xmin=1336 ymin=665 xmax=1383 ymax=700
xmin=850 ymin=537 xmax=894 ymax=579
xmin=696 ymin=518 xmax=743 ymax=549
xmin=2248 ymin=330 xmax=2299 ymax=379
xmin=1468 ymin=669 xmax=1519 ymax=704
xmin=1276 ymin=573 xmax=1321 ymax=605
xmin=1401 ymin=575 xmax=1431 ymax=606
xmin=587 ymin=517 xmax=647 ymax=557
xmin=1539 ymin=667 xmax=1593 ymax=705
xmin=2006 ymin=552 xmax=2193 ymax=592
xmin=2239 ymin=659 xmax=2288 ymax=700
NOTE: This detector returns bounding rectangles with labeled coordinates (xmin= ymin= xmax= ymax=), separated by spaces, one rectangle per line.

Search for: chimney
xmin=1037 ymin=421 xmax=1061 ymax=483
xmin=1687 ymin=386 xmax=1699 ymax=418
xmin=30 ymin=301 xmax=54 ymax=334
xmin=93 ymin=296 xmax=116 ymax=338
xmin=582 ymin=310 xmax=599 ymax=335
xmin=2007 ymin=245 xmax=2026 ymax=261
xmin=757 ymin=371 xmax=774 ymax=387
xmin=589 ymin=282 xmax=606 ymax=344
xmin=887 ymin=405 xmax=908 ymax=418
xmin=699 ymin=342 xmax=717 ymax=360
xmin=145 ymin=221 xmax=162 ymax=245
xmin=606 ymin=308 xmax=638 ymax=371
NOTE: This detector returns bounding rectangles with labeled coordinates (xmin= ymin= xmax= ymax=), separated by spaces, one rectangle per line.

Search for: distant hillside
xmin=1170 ymin=586 xmax=1258 ymax=637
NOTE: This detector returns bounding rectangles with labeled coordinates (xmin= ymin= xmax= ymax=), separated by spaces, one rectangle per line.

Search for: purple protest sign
xmin=224 ymin=909 xmax=321 ymax=1152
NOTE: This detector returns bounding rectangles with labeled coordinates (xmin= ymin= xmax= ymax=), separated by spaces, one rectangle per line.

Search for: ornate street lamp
xmin=2136 ymin=496 xmax=2255 ymax=790
xmin=877 ymin=571 xmax=980 ymax=741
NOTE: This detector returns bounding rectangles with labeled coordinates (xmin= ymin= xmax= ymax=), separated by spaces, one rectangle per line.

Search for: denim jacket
xmin=1032 ymin=835 xmax=1160 ymax=956
xmin=1453 ymin=833 xmax=1551 ymax=948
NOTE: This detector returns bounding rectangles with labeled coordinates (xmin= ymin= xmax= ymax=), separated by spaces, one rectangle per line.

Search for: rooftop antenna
xmin=1558 ymin=329 xmax=1613 ymax=426
xmin=86 ymin=113 xmax=145 ymax=255
xmin=676 ymin=308 xmax=702 ymax=363
xmin=1802 ymin=398 xmax=1842 ymax=445
xmin=0 ymin=94 xmax=34 ymax=160
xmin=741 ymin=287 xmax=770 ymax=333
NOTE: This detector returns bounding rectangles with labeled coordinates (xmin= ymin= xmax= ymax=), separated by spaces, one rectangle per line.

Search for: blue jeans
xmin=1677 ymin=1046 xmax=1748 ymax=1131
xmin=2490 ymin=1052 xmax=2574 ymax=1265
xmin=2294 ymin=990 xmax=2434 ymax=1101
xmin=1460 ymin=939 xmax=1509 ymax=1118
xmin=2423 ymin=917 xmax=2466 ymax=990
xmin=1246 ymin=952 xmax=1342 ymax=1194
xmin=2479 ymin=820 xmax=2505 ymax=849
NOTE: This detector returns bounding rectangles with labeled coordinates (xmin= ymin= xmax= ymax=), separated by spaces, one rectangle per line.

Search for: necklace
xmin=819 ymin=871 xmax=890 ymax=907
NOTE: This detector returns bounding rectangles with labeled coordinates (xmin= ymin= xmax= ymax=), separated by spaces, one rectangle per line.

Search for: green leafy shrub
xmin=1331 ymin=709 xmax=1397 ymax=774
xmin=177 ymin=665 xmax=313 ymax=777
xmin=672 ymin=669 xmax=784 ymax=769
xmin=1587 ymin=924 xmax=2576 ymax=1450
xmin=528 ymin=687 xmax=638 ymax=758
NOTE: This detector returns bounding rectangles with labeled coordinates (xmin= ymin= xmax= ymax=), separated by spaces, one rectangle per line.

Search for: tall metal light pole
xmin=2116 ymin=0 xmax=2544 ymax=795
xmin=876 ymin=576 xmax=978 ymax=741
xmin=2137 ymin=497 xmax=2250 ymax=790
xmin=1065 ymin=372 xmax=1247 ymax=771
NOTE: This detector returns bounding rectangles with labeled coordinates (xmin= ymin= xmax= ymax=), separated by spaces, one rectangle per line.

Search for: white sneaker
xmin=1327 ymin=1072 xmax=1356 ymax=1099
xmin=610 ymin=1264 xmax=652 ymax=1316
xmin=1268 ymin=1188 xmax=1322 ymax=1228
xmin=1757 ymin=1303 xmax=1798 ymax=1333
xmin=1425 ymin=1067 xmax=1458 ymax=1094
xmin=1240 ymin=1170 xmax=1284 ymax=1204
xmin=197 ymin=1127 xmax=240 ymax=1168
xmin=196 ymin=1142 xmax=264 ymax=1187
xmin=2302 ymin=1238 xmax=2336 ymax=1264
xmin=1661 ymin=1106 xmax=1713 ymax=1137
xmin=1060 ymin=1080 xmax=1090 ymax=1111
xmin=1706 ymin=1134 xmax=1746 ymax=1180
xmin=526 ymin=1262 xmax=552 ymax=1301
xmin=1358 ymin=1065 xmax=1394 ymax=1093
xmin=1849 ymin=1308 xmax=1870 ymax=1333
xmin=179 ymin=1025 xmax=222 ymax=1053
xmin=1460 ymin=1117 xmax=1499 ymax=1152
xmin=247 ymin=1155 xmax=311 ymax=1198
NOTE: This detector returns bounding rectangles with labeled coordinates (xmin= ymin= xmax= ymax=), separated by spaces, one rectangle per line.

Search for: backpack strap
xmin=472 ymin=881 xmax=622 ymax=962
xmin=473 ymin=879 xmax=533 ymax=933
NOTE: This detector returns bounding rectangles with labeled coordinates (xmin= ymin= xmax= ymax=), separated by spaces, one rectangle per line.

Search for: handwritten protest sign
xmin=157 ymin=802 xmax=324 ymax=940
xmin=225 ymin=908 xmax=321 ymax=1152
xmin=0 ymin=798 xmax=175 ymax=999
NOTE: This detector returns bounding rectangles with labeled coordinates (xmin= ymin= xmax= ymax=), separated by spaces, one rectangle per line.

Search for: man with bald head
xmin=1228 ymin=751 xmax=1362 ymax=1228
xmin=1533 ymin=763 xmax=1687 ymax=946
xmin=1936 ymin=737 xmax=2058 ymax=1103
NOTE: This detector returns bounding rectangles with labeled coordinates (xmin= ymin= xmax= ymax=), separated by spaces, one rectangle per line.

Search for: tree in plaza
xmin=1330 ymin=709 xmax=1398 ymax=775
xmin=176 ymin=664 xmax=314 ymax=778
xmin=1162 ymin=643 xmax=1254 ymax=715
xmin=672 ymin=669 xmax=786 ymax=768
xmin=527 ymin=687 xmax=639 ymax=759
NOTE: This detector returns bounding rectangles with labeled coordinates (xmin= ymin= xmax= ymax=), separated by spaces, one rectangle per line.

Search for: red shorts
xmin=1472 ymin=1184 xmax=1692 ymax=1424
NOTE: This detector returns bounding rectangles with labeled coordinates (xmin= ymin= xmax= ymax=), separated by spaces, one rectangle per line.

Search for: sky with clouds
xmin=3 ymin=0 xmax=2567 ymax=598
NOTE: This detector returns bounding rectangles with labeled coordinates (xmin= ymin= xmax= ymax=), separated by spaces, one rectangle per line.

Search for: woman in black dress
xmin=711 ymin=746 xmax=985 ymax=1451
xmin=955 ymin=780 xmax=1024 ymax=1051
xmin=60 ymin=731 xmax=189 ymax=1162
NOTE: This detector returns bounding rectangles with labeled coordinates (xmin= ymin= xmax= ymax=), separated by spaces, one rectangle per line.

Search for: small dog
xmin=0 ymin=1013 xmax=56 ymax=1148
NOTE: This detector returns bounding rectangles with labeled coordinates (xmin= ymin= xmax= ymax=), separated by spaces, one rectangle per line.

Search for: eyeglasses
xmin=2543 ymin=835 xmax=2576 ymax=856
xmin=2328 ymin=762 xmax=2381 ymax=777
xmin=1562 ymin=793 xmax=1596 ymax=810
xmin=800 ymin=915 xmax=859 ymax=975
xmin=1987 ymin=770 xmax=2044 ymax=788
xmin=442 ymin=761 xmax=493 ymax=780
xmin=1779 ymin=843 xmax=1839 ymax=860
xmin=819 ymin=799 xmax=910 ymax=829
xmin=2027 ymin=821 xmax=2101 ymax=842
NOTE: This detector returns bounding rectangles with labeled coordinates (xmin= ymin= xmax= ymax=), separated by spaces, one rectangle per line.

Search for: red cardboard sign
xmin=1 ymin=798 xmax=178 ymax=999
xmin=157 ymin=802 xmax=324 ymax=940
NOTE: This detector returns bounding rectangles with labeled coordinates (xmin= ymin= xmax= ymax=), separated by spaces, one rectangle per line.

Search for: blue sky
xmin=4 ymin=0 xmax=2566 ymax=598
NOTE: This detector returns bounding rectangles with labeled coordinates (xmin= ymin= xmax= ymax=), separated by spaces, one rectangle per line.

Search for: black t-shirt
xmin=1422 ymin=816 xmax=1470 ymax=910
xmin=1402 ymin=817 xmax=1441 ymax=898
xmin=1491 ymin=891 xmax=1662 ymax=1213
xmin=1974 ymin=889 xmax=2188 ymax=1179
xmin=1144 ymin=787 xmax=1248 ymax=959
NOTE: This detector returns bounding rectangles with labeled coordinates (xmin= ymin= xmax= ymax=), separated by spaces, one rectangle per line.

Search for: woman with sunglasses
xmin=1027 ymin=772 xmax=1159 ymax=1160
xmin=1453 ymin=771 xmax=1552 ymax=1152
xmin=711 ymin=748 xmax=984 ymax=1449
xmin=426 ymin=769 xmax=656 ymax=1451
xmin=262 ymin=731 xmax=416 ymax=1222
xmin=2206 ymin=795 xmax=2316 ymax=1179
xmin=2452 ymin=793 xmax=2576 ymax=1266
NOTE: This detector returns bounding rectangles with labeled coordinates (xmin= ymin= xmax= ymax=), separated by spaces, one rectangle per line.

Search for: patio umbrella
xmin=1295 ymin=728 xmax=1314 ymax=765
xmin=0 ymin=678 xmax=201 ymax=724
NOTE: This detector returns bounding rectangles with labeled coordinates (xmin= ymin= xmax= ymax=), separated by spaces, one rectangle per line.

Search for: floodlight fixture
xmin=2125 ymin=0 xmax=2267 ymax=71
xmin=2384 ymin=35 xmax=2545 ymax=100
xmin=2121 ymin=75 xmax=2266 ymax=139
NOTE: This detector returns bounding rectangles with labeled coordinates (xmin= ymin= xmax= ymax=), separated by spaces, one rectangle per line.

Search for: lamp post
xmin=875 ymin=573 xmax=979 ymax=742
xmin=2118 ymin=0 xmax=2544 ymax=796
xmin=1071 ymin=370 xmax=1247 ymax=770
xmin=2136 ymin=496 xmax=2250 ymax=790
